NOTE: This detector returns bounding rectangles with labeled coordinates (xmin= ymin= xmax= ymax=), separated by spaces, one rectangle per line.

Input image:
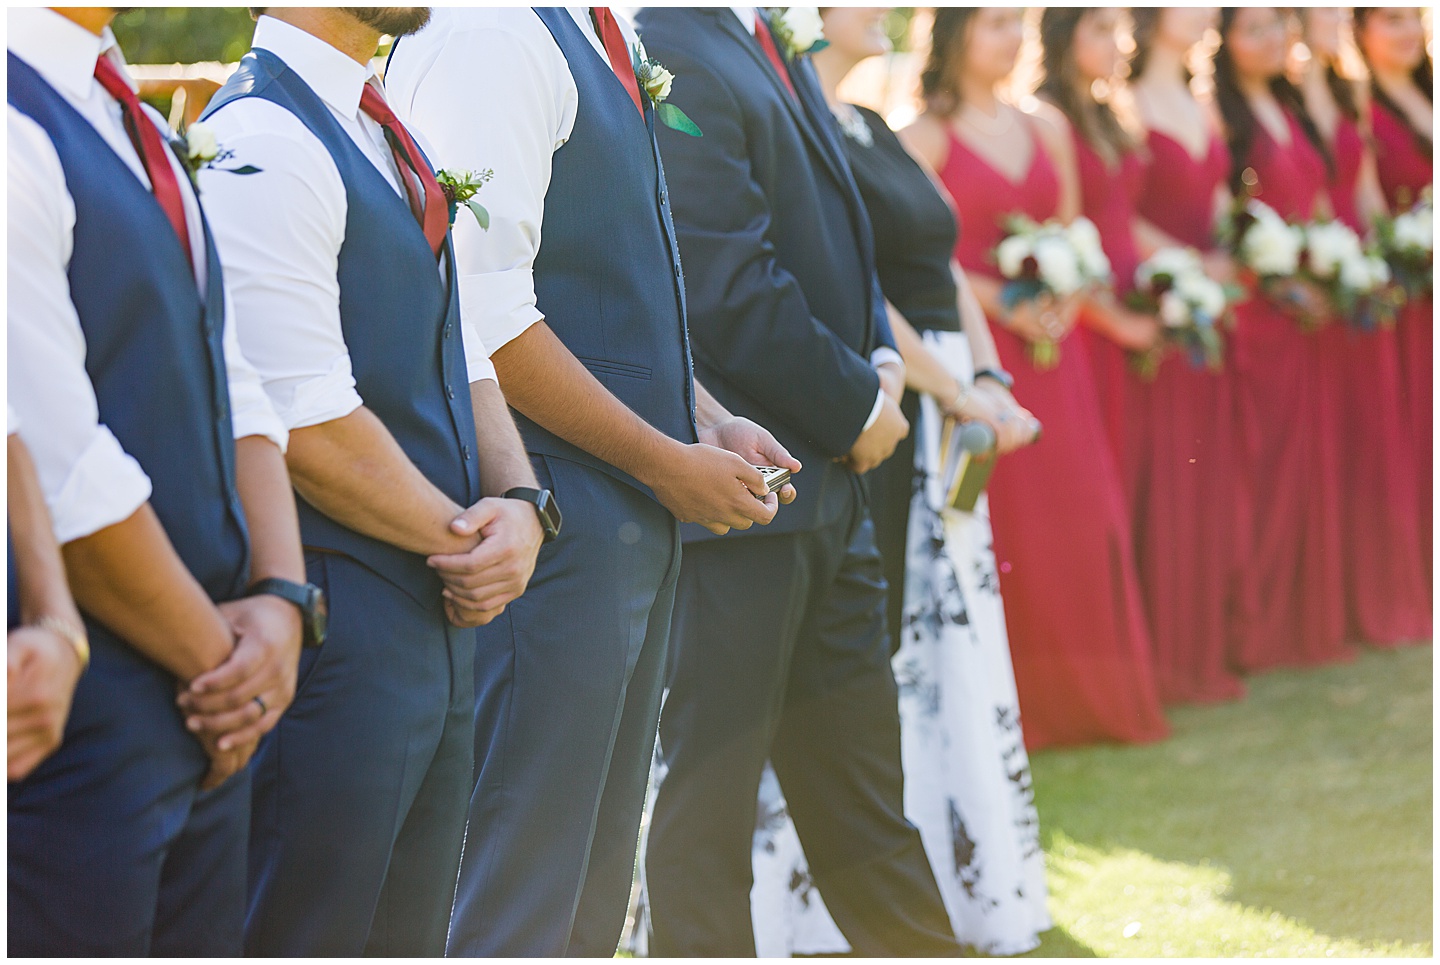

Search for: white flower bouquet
xmin=993 ymin=214 xmax=1112 ymax=369
xmin=1375 ymin=189 xmax=1433 ymax=298
xmin=1301 ymin=219 xmax=1401 ymax=331
xmin=1127 ymin=247 xmax=1233 ymax=376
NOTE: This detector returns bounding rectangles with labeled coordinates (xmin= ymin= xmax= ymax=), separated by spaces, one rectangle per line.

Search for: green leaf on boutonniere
xmin=657 ymin=102 xmax=702 ymax=137
xmin=808 ymin=39 xmax=830 ymax=54
xmin=229 ymin=165 xmax=262 ymax=176
xmin=464 ymin=198 xmax=490 ymax=232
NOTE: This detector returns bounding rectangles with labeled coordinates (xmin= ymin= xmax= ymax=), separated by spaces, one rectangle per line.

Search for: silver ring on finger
xmin=253 ymin=695 xmax=268 ymax=716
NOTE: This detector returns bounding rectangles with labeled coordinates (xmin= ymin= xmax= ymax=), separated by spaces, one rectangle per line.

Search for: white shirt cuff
xmin=276 ymin=355 xmax=365 ymax=431
xmin=463 ymin=318 xmax=498 ymax=383
xmin=49 ymin=426 xmax=152 ymax=544
xmin=229 ymin=379 xmax=290 ymax=452
xmin=870 ymin=347 xmax=904 ymax=373
xmin=861 ymin=387 xmax=887 ymax=433
xmin=458 ymin=267 xmax=544 ymax=356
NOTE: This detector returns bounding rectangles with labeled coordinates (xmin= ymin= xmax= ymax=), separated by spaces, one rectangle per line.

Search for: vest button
xmin=445 ymin=323 xmax=453 ymax=337
xmin=447 ymin=384 xmax=455 ymax=399
xmin=462 ymin=444 xmax=471 ymax=461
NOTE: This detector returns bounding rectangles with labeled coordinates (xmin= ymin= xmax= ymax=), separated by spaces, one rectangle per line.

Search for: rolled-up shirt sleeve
xmin=220 ymin=283 xmax=290 ymax=450
xmin=388 ymin=12 xmax=576 ymax=358
xmin=198 ymin=106 xmax=366 ymax=430
xmin=7 ymin=107 xmax=152 ymax=543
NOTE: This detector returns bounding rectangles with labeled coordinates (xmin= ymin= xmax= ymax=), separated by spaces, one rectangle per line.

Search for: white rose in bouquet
xmin=1306 ymin=221 xmax=1364 ymax=279
xmin=1339 ymin=249 xmax=1376 ymax=292
xmin=1365 ymin=253 xmax=1393 ymax=288
xmin=1158 ymin=290 xmax=1190 ymax=328
xmin=1033 ymin=234 xmax=1082 ymax=296
xmin=1240 ymin=203 xmax=1304 ymax=276
xmin=1393 ymin=207 xmax=1433 ymax=253
xmin=1066 ymin=217 xmax=1111 ymax=280
xmin=996 ymin=234 xmax=1033 ymax=279
xmin=1176 ymin=269 xmax=1228 ymax=321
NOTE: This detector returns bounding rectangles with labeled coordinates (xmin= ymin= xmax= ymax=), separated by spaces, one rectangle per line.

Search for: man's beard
xmin=342 ymin=7 xmax=431 ymax=37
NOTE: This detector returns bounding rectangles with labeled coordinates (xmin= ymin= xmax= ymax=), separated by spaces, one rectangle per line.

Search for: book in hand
xmin=940 ymin=418 xmax=997 ymax=513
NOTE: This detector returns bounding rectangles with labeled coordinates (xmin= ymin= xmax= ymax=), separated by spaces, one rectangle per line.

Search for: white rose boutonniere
xmin=768 ymin=7 xmax=829 ymax=60
xmin=173 ymin=121 xmax=260 ymax=192
xmin=635 ymin=55 xmax=702 ymax=137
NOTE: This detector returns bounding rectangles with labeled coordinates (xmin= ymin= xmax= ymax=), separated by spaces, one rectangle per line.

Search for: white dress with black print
xmin=749 ymin=331 xmax=1051 ymax=956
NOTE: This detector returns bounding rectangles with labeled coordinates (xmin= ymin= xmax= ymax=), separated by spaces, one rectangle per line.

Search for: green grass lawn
xmin=1025 ymin=644 xmax=1433 ymax=957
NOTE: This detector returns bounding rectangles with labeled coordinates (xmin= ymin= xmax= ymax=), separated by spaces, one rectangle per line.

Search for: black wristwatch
xmin=504 ymin=487 xmax=563 ymax=543
xmin=246 ymin=578 xmax=328 ymax=648
xmin=973 ymin=367 xmax=1016 ymax=392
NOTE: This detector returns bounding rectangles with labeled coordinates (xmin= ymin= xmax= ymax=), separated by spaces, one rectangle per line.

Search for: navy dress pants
xmin=9 ymin=627 xmax=250 ymax=956
xmin=646 ymin=483 xmax=964 ymax=956
xmin=243 ymin=551 xmax=475 ymax=956
xmin=447 ymin=455 xmax=681 ymax=957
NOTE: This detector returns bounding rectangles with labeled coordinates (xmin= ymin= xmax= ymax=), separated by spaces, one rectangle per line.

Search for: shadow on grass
xmin=1027 ymin=645 xmax=1433 ymax=955
xmin=1023 ymin=925 xmax=1101 ymax=957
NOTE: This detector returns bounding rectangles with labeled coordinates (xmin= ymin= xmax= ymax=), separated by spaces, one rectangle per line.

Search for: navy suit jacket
xmin=637 ymin=6 xmax=896 ymax=539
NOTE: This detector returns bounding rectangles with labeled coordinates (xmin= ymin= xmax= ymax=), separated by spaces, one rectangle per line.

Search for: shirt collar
xmin=252 ymin=15 xmax=376 ymax=120
xmin=732 ymin=7 xmax=759 ymax=35
xmin=8 ymin=8 xmax=117 ymax=101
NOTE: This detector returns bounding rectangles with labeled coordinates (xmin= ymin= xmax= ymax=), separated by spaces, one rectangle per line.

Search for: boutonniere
xmin=173 ymin=121 xmax=260 ymax=192
xmin=436 ymin=168 xmax=493 ymax=231
xmin=767 ymin=7 xmax=829 ymax=60
xmin=635 ymin=55 xmax=702 ymax=137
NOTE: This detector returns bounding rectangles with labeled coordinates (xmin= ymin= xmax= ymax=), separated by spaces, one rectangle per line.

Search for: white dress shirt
xmin=200 ymin=15 xmax=496 ymax=435
xmin=7 ymin=10 xmax=285 ymax=544
xmin=385 ymin=8 xmax=638 ymax=357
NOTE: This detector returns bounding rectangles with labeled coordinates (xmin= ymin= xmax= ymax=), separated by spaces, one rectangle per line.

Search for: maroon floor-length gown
xmin=1072 ymin=133 xmax=1145 ymax=466
xmin=1324 ymin=114 xmax=1431 ymax=645
xmin=939 ymin=124 xmax=1167 ymax=750
xmin=1372 ymin=99 xmax=1433 ymax=586
xmin=1126 ymin=129 xmax=1250 ymax=703
xmin=1231 ymin=112 xmax=1352 ymax=671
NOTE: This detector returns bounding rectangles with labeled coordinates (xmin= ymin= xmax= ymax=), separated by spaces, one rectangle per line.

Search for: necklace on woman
xmin=960 ymin=103 xmax=1014 ymax=138
xmin=832 ymin=102 xmax=874 ymax=147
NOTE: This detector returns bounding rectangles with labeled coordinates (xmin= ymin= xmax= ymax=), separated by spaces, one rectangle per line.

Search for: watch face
xmin=538 ymin=490 xmax=562 ymax=537
xmin=307 ymin=585 xmax=329 ymax=646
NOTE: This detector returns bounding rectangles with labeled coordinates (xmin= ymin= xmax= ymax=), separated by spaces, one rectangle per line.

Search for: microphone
xmin=944 ymin=420 xmax=997 ymax=513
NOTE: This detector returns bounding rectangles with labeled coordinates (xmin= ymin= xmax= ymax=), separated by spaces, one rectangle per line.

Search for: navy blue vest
xmin=8 ymin=53 xmax=251 ymax=603
xmin=529 ymin=8 xmax=697 ymax=491
xmin=203 ymin=49 xmax=479 ymax=608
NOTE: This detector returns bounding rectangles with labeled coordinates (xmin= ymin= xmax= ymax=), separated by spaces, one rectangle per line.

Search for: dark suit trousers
xmin=646 ymin=481 xmax=963 ymax=957
xmin=8 ymin=628 xmax=249 ymax=956
xmin=447 ymin=455 xmax=682 ymax=957
xmin=244 ymin=552 xmax=475 ymax=956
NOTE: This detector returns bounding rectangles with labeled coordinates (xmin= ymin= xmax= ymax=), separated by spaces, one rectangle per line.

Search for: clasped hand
xmin=176 ymin=594 xmax=302 ymax=790
xmin=428 ymin=497 xmax=544 ymax=629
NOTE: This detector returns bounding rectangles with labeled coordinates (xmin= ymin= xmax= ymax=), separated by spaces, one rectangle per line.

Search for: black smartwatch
xmin=504 ymin=487 xmax=563 ymax=543
xmin=973 ymin=367 xmax=1016 ymax=393
xmin=246 ymin=578 xmax=328 ymax=648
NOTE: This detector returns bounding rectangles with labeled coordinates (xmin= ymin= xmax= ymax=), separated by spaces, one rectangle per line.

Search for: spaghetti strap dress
xmin=1230 ymin=111 xmax=1352 ymax=671
xmin=940 ymin=123 xmax=1167 ymax=750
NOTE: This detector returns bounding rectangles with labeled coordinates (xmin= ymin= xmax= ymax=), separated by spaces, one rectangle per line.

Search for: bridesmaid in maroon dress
xmin=1356 ymin=6 xmax=1433 ymax=584
xmin=1214 ymin=7 xmax=1352 ymax=671
xmin=1121 ymin=7 xmax=1250 ymax=703
xmin=1299 ymin=8 xmax=1430 ymax=646
xmin=1031 ymin=10 xmax=1160 ymax=468
xmin=903 ymin=8 xmax=1166 ymax=750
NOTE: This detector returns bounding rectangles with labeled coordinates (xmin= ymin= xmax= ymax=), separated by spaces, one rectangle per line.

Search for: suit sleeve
xmin=871 ymin=273 xmax=896 ymax=352
xmin=653 ymin=43 xmax=881 ymax=458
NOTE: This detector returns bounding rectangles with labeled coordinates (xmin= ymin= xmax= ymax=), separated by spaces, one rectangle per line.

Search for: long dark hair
xmin=921 ymin=7 xmax=983 ymax=117
xmin=1214 ymin=7 xmax=1331 ymax=194
xmin=1037 ymin=8 xmax=1136 ymax=158
xmin=1354 ymin=7 xmax=1434 ymax=159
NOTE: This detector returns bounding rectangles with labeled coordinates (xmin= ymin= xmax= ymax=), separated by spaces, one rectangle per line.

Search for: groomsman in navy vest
xmin=8 ymin=8 xmax=309 ymax=955
xmin=200 ymin=8 xmax=547 ymax=955
xmin=636 ymin=6 xmax=965 ymax=956
xmin=387 ymin=7 xmax=801 ymax=955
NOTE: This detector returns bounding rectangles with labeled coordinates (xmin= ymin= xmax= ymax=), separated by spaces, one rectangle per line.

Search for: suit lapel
xmin=709 ymin=10 xmax=852 ymax=194
xmin=788 ymin=54 xmax=875 ymax=265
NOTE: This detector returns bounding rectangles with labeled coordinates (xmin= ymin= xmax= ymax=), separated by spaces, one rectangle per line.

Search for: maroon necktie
xmin=754 ymin=13 xmax=798 ymax=101
xmin=358 ymin=82 xmax=448 ymax=258
xmin=591 ymin=7 xmax=645 ymax=119
xmin=93 ymin=53 xmax=193 ymax=271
